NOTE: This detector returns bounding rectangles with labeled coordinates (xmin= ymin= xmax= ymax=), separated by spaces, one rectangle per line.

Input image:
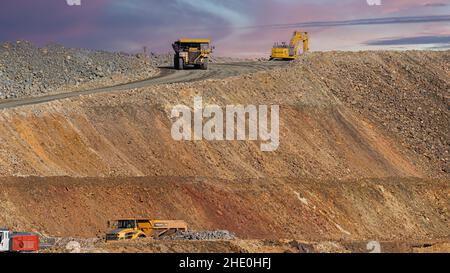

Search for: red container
xmin=10 ymin=235 xmax=39 ymax=252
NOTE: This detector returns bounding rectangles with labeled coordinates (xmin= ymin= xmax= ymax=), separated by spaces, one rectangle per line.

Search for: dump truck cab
xmin=106 ymin=219 xmax=188 ymax=241
xmin=172 ymin=39 xmax=212 ymax=70
xmin=105 ymin=220 xmax=146 ymax=241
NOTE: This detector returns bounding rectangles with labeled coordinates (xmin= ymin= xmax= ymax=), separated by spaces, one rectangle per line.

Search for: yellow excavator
xmin=270 ymin=31 xmax=309 ymax=60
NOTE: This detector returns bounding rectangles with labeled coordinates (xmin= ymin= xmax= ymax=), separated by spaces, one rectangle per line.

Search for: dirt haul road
xmin=0 ymin=61 xmax=285 ymax=110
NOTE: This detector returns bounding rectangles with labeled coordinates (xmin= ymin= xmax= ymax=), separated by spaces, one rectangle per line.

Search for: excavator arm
xmin=290 ymin=31 xmax=309 ymax=57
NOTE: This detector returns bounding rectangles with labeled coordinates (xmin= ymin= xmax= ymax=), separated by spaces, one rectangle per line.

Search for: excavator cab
xmin=270 ymin=31 xmax=309 ymax=60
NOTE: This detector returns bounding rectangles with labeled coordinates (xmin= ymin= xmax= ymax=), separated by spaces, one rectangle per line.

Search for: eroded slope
xmin=0 ymin=176 xmax=448 ymax=241
xmin=2 ymin=51 xmax=448 ymax=179
xmin=0 ymin=51 xmax=448 ymax=243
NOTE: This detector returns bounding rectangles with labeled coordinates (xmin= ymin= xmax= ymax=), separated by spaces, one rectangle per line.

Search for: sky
xmin=0 ymin=0 xmax=449 ymax=57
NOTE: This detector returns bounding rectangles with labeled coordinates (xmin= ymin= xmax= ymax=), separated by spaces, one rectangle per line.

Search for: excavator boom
xmin=291 ymin=31 xmax=309 ymax=56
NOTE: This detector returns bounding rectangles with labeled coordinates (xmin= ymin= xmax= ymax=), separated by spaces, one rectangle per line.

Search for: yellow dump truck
xmin=106 ymin=219 xmax=188 ymax=241
xmin=270 ymin=31 xmax=309 ymax=60
xmin=172 ymin=39 xmax=212 ymax=70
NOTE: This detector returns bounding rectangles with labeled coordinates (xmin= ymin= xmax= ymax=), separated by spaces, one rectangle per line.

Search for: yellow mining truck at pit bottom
xmin=172 ymin=39 xmax=212 ymax=70
xmin=105 ymin=219 xmax=188 ymax=241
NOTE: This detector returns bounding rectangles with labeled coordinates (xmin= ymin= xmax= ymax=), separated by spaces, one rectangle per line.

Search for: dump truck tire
xmin=178 ymin=58 xmax=184 ymax=70
xmin=201 ymin=59 xmax=208 ymax=70
xmin=174 ymin=56 xmax=179 ymax=69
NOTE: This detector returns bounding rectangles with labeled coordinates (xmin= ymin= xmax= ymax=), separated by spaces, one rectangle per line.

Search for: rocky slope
xmin=0 ymin=51 xmax=448 ymax=247
xmin=0 ymin=51 xmax=448 ymax=179
xmin=0 ymin=176 xmax=448 ymax=241
xmin=0 ymin=41 xmax=167 ymax=99
xmin=295 ymin=51 xmax=449 ymax=178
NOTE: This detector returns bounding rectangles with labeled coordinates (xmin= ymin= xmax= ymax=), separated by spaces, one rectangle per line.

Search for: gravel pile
xmin=0 ymin=40 xmax=169 ymax=99
xmin=38 ymin=236 xmax=100 ymax=253
xmin=164 ymin=230 xmax=236 ymax=241
xmin=300 ymin=51 xmax=449 ymax=176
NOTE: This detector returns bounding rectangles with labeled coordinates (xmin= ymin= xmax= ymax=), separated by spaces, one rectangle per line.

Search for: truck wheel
xmin=201 ymin=59 xmax=208 ymax=70
xmin=174 ymin=56 xmax=179 ymax=69
xmin=178 ymin=58 xmax=184 ymax=70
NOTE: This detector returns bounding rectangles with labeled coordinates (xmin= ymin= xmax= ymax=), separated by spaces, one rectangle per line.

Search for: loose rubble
xmin=296 ymin=51 xmax=449 ymax=177
xmin=0 ymin=40 xmax=170 ymax=99
xmin=163 ymin=230 xmax=236 ymax=241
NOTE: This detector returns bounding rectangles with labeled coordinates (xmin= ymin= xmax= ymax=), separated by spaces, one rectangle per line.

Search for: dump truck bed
xmin=176 ymin=39 xmax=210 ymax=44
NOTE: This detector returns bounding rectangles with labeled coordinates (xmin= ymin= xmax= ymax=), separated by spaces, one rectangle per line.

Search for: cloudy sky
xmin=0 ymin=0 xmax=449 ymax=57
